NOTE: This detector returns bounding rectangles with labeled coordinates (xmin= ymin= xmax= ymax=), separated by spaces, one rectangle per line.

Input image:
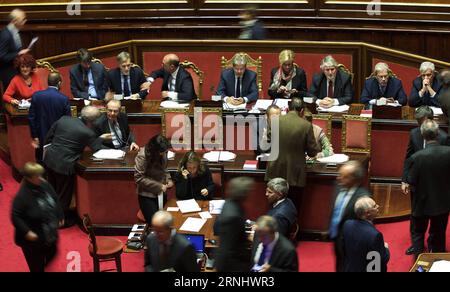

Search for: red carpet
xmin=0 ymin=159 xmax=448 ymax=272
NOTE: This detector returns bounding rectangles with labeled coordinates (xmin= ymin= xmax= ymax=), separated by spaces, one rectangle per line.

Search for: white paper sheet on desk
xmin=209 ymin=200 xmax=225 ymax=215
xmin=93 ymin=149 xmax=125 ymax=160
xmin=430 ymin=106 xmax=444 ymax=116
xmin=318 ymin=105 xmax=349 ymax=113
xmin=429 ymin=260 xmax=450 ymax=272
xmin=317 ymin=154 xmax=350 ymax=164
xmin=274 ymin=99 xmax=291 ymax=109
xmin=160 ymin=100 xmax=190 ymax=109
xmin=167 ymin=207 xmax=179 ymax=212
xmin=253 ymin=100 xmax=273 ymax=110
xmin=199 ymin=211 xmax=213 ymax=219
xmin=223 ymin=102 xmax=247 ymax=111
xmin=386 ymin=101 xmax=402 ymax=107
xmin=203 ymin=151 xmax=236 ymax=162
xmin=167 ymin=150 xmax=175 ymax=160
xmin=176 ymin=199 xmax=201 ymax=214
xmin=179 ymin=217 xmax=208 ymax=232
xmin=18 ymin=99 xmax=31 ymax=110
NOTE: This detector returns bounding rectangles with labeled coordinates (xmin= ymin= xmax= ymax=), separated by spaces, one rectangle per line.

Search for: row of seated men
xmin=2 ymin=48 xmax=447 ymax=110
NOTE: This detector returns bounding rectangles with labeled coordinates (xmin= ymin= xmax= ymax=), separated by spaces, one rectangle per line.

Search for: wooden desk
xmin=409 ymin=253 xmax=450 ymax=272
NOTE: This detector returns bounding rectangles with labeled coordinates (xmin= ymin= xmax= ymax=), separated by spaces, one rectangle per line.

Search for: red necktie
xmin=328 ymin=80 xmax=334 ymax=98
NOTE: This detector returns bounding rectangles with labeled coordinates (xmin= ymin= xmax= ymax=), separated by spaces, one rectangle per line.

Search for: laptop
xmin=181 ymin=234 xmax=205 ymax=258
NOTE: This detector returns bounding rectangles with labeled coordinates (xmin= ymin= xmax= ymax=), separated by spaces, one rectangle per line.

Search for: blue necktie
xmin=329 ymin=191 xmax=348 ymax=239
xmin=236 ymin=77 xmax=241 ymax=98
xmin=257 ymin=244 xmax=267 ymax=266
xmin=123 ymin=75 xmax=131 ymax=97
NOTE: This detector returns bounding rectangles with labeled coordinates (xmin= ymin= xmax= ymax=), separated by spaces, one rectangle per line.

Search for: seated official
xmin=217 ymin=53 xmax=258 ymax=106
xmin=251 ymin=216 xmax=298 ymax=272
xmin=309 ymin=55 xmax=353 ymax=108
xmin=268 ymin=50 xmax=307 ymax=99
xmin=173 ymin=151 xmax=215 ymax=201
xmin=147 ymin=54 xmax=196 ymax=102
xmin=264 ymin=178 xmax=297 ymax=237
xmin=70 ymin=48 xmax=108 ymax=100
xmin=304 ymin=110 xmax=334 ymax=158
xmin=3 ymin=54 xmax=44 ymax=105
xmin=343 ymin=197 xmax=390 ymax=272
xmin=93 ymin=99 xmax=139 ymax=151
xmin=361 ymin=62 xmax=407 ymax=106
xmin=409 ymin=62 xmax=442 ymax=107
xmin=258 ymin=105 xmax=281 ymax=154
xmin=106 ymin=51 xmax=148 ymax=100
xmin=145 ymin=211 xmax=200 ymax=272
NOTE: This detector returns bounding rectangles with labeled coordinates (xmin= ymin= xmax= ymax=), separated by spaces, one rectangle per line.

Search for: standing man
xmin=328 ymin=160 xmax=370 ymax=272
xmin=28 ymin=72 xmax=71 ymax=162
xmin=238 ymin=5 xmax=266 ymax=40
xmin=406 ymin=119 xmax=450 ymax=256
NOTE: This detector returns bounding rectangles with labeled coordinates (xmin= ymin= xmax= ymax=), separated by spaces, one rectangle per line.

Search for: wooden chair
xmin=181 ymin=60 xmax=204 ymax=99
xmin=311 ymin=114 xmax=332 ymax=141
xmin=367 ymin=67 xmax=398 ymax=79
xmin=161 ymin=108 xmax=191 ymax=150
xmin=341 ymin=115 xmax=372 ymax=154
xmin=36 ymin=60 xmax=59 ymax=88
xmin=221 ymin=52 xmax=263 ymax=97
xmin=193 ymin=107 xmax=223 ymax=150
xmin=337 ymin=63 xmax=354 ymax=84
xmin=82 ymin=214 xmax=124 ymax=272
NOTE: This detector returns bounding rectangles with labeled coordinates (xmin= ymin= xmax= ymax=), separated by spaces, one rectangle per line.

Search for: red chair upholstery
xmin=181 ymin=60 xmax=204 ymax=99
xmin=312 ymin=114 xmax=332 ymax=141
xmin=194 ymin=107 xmax=223 ymax=150
xmin=209 ymin=164 xmax=224 ymax=198
xmin=342 ymin=115 xmax=372 ymax=153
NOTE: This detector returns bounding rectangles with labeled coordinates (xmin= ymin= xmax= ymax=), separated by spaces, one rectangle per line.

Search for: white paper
xmin=160 ymin=100 xmax=190 ymax=109
xmin=386 ymin=101 xmax=402 ymax=107
xmin=179 ymin=217 xmax=207 ymax=232
xmin=176 ymin=199 xmax=201 ymax=214
xmin=303 ymin=97 xmax=314 ymax=104
xmin=211 ymin=95 xmax=222 ymax=101
xmin=203 ymin=151 xmax=236 ymax=162
xmin=317 ymin=154 xmax=350 ymax=164
xmin=27 ymin=37 xmax=38 ymax=50
xmin=113 ymin=94 xmax=124 ymax=100
xmin=167 ymin=150 xmax=175 ymax=160
xmin=223 ymin=101 xmax=247 ymax=111
xmin=376 ymin=99 xmax=387 ymax=106
xmin=209 ymin=200 xmax=225 ymax=215
xmin=253 ymin=100 xmax=273 ymax=110
xmin=167 ymin=207 xmax=180 ymax=212
xmin=18 ymin=99 xmax=31 ymax=110
xmin=199 ymin=211 xmax=213 ymax=219
xmin=93 ymin=149 xmax=125 ymax=160
xmin=318 ymin=105 xmax=349 ymax=113
xmin=429 ymin=260 xmax=450 ymax=272
xmin=128 ymin=232 xmax=142 ymax=240
xmin=430 ymin=106 xmax=443 ymax=116
xmin=274 ymin=99 xmax=291 ymax=110
xmin=131 ymin=224 xmax=146 ymax=232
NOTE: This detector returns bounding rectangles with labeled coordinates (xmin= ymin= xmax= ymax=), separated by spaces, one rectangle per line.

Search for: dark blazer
xmin=309 ymin=70 xmax=354 ymax=105
xmin=265 ymin=111 xmax=320 ymax=188
xmin=409 ymin=76 xmax=442 ymax=107
xmin=144 ymin=233 xmax=200 ymax=272
xmin=251 ymin=234 xmax=298 ymax=272
xmin=267 ymin=198 xmax=298 ymax=237
xmin=401 ymin=127 xmax=447 ymax=182
xmin=406 ymin=142 xmax=450 ymax=217
xmin=173 ymin=165 xmax=215 ymax=201
xmin=268 ymin=67 xmax=308 ymax=99
xmin=216 ymin=68 xmax=258 ymax=102
xmin=70 ymin=62 xmax=108 ymax=100
xmin=215 ymin=199 xmax=250 ymax=272
xmin=360 ymin=77 xmax=407 ymax=105
xmin=0 ymin=27 xmax=20 ymax=87
xmin=149 ymin=66 xmax=196 ymax=101
xmin=106 ymin=67 xmax=148 ymax=99
xmin=44 ymin=116 xmax=105 ymax=175
xmin=438 ymin=89 xmax=450 ymax=135
xmin=28 ymin=87 xmax=71 ymax=145
xmin=343 ymin=219 xmax=390 ymax=272
xmin=240 ymin=20 xmax=266 ymax=40
xmin=93 ymin=112 xmax=135 ymax=149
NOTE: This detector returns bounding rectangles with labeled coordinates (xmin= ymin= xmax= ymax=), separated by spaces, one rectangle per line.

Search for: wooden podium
xmin=372 ymin=105 xmax=403 ymax=119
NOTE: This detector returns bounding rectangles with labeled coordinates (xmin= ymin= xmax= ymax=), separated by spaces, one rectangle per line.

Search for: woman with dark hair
xmin=3 ymin=54 xmax=44 ymax=105
xmin=173 ymin=151 xmax=215 ymax=201
xmin=134 ymin=134 xmax=173 ymax=224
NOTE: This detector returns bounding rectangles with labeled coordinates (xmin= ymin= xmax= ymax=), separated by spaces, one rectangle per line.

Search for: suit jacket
xmin=309 ymin=70 xmax=354 ymax=105
xmin=360 ymin=77 xmax=407 ymax=105
xmin=28 ymin=87 xmax=71 ymax=145
xmin=215 ymin=199 xmax=250 ymax=272
xmin=406 ymin=142 xmax=450 ymax=217
xmin=149 ymin=66 xmax=196 ymax=101
xmin=216 ymin=68 xmax=258 ymax=102
xmin=106 ymin=67 xmax=148 ymax=99
xmin=0 ymin=26 xmax=20 ymax=87
xmin=438 ymin=89 xmax=450 ymax=135
xmin=93 ymin=113 xmax=135 ymax=149
xmin=267 ymin=198 xmax=298 ymax=237
xmin=401 ymin=127 xmax=447 ymax=181
xmin=251 ymin=234 xmax=298 ymax=272
xmin=144 ymin=233 xmax=200 ymax=272
xmin=265 ymin=111 xmax=320 ymax=187
xmin=343 ymin=219 xmax=390 ymax=272
xmin=409 ymin=76 xmax=442 ymax=107
xmin=240 ymin=20 xmax=266 ymax=40
xmin=70 ymin=62 xmax=108 ymax=100
xmin=268 ymin=67 xmax=308 ymax=99
xmin=44 ymin=116 xmax=105 ymax=175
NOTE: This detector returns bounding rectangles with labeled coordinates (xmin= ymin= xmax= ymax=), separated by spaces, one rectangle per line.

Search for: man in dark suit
xmin=0 ymin=9 xmax=29 ymax=89
xmin=406 ymin=119 xmax=450 ymax=257
xmin=217 ymin=53 xmax=259 ymax=105
xmin=438 ymin=70 xmax=450 ymax=135
xmin=93 ymin=99 xmax=139 ymax=151
xmin=409 ymin=62 xmax=442 ymax=107
xmin=28 ymin=72 xmax=71 ymax=162
xmin=145 ymin=211 xmax=199 ymax=272
xmin=401 ymin=106 xmax=447 ymax=255
xmin=265 ymin=178 xmax=297 ymax=238
xmin=70 ymin=48 xmax=108 ymax=100
xmin=238 ymin=6 xmax=266 ymax=40
xmin=215 ymin=177 xmax=254 ymax=272
xmin=148 ymin=54 xmax=196 ymax=102
xmin=309 ymin=55 xmax=354 ymax=108
xmin=328 ymin=160 xmax=371 ymax=272
xmin=251 ymin=216 xmax=298 ymax=272
xmin=343 ymin=197 xmax=390 ymax=272
xmin=44 ymin=106 xmax=108 ymax=227
xmin=360 ymin=62 xmax=407 ymax=106
xmin=106 ymin=51 xmax=148 ymax=100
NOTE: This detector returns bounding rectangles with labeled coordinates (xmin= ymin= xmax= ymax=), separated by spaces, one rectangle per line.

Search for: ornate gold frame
xmin=341 ymin=114 xmax=372 ymax=154
xmin=221 ymin=52 xmax=263 ymax=96
xmin=312 ymin=113 xmax=332 ymax=141
xmin=193 ymin=107 xmax=223 ymax=150
xmin=36 ymin=60 xmax=59 ymax=73
xmin=70 ymin=106 xmax=77 ymax=118
xmin=181 ymin=60 xmax=204 ymax=99
xmin=161 ymin=108 xmax=191 ymax=148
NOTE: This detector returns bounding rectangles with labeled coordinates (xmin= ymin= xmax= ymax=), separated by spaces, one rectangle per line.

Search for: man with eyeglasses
xmin=409 ymin=62 xmax=443 ymax=107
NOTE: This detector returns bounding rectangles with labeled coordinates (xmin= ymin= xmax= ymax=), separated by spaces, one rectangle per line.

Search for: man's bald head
xmin=48 ymin=72 xmax=62 ymax=88
xmin=9 ymin=9 xmax=26 ymax=30
xmin=162 ymin=54 xmax=180 ymax=73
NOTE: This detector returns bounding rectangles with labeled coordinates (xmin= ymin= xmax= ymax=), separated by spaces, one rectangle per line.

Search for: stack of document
xmin=176 ymin=199 xmax=201 ymax=214
xmin=223 ymin=102 xmax=247 ymax=111
xmin=430 ymin=106 xmax=443 ymax=116
xmin=203 ymin=151 xmax=236 ymax=162
xmin=93 ymin=149 xmax=125 ymax=160
xmin=253 ymin=100 xmax=273 ymax=111
xmin=209 ymin=200 xmax=225 ymax=215
xmin=18 ymin=99 xmax=31 ymax=110
xmin=160 ymin=100 xmax=190 ymax=109
xmin=318 ymin=105 xmax=349 ymax=113
xmin=317 ymin=154 xmax=350 ymax=164
xmin=179 ymin=217 xmax=207 ymax=232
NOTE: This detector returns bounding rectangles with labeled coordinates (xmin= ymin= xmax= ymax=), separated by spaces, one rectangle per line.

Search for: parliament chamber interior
xmin=0 ymin=0 xmax=450 ymax=274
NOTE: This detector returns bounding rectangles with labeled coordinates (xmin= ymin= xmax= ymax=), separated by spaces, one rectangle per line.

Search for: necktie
xmin=159 ymin=243 xmax=170 ymax=271
xmin=110 ymin=121 xmax=123 ymax=148
xmin=123 ymin=75 xmax=131 ymax=97
xmin=236 ymin=77 xmax=241 ymax=98
xmin=328 ymin=80 xmax=334 ymax=98
xmin=329 ymin=191 xmax=348 ymax=239
xmin=83 ymin=69 xmax=89 ymax=90
xmin=257 ymin=244 xmax=267 ymax=266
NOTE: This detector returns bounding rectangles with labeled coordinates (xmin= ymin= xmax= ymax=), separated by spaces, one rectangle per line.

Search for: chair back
xmin=337 ymin=63 xmax=354 ymax=84
xmin=181 ymin=60 xmax=204 ymax=99
xmin=36 ymin=60 xmax=58 ymax=88
xmin=342 ymin=115 xmax=372 ymax=154
xmin=194 ymin=107 xmax=223 ymax=150
xmin=82 ymin=214 xmax=98 ymax=255
xmin=311 ymin=114 xmax=332 ymax=141
xmin=161 ymin=108 xmax=192 ymax=150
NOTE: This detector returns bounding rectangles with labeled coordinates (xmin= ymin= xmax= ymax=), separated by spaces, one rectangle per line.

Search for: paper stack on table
xmin=176 ymin=199 xmax=201 ymax=214
xmin=318 ymin=105 xmax=349 ymax=113
xmin=179 ymin=217 xmax=208 ymax=232
xmin=203 ymin=151 xmax=236 ymax=162
xmin=253 ymin=100 xmax=274 ymax=111
xmin=223 ymin=102 xmax=247 ymax=111
xmin=430 ymin=106 xmax=443 ymax=116
xmin=18 ymin=99 xmax=31 ymax=110
xmin=317 ymin=154 xmax=350 ymax=164
xmin=429 ymin=260 xmax=450 ymax=272
xmin=160 ymin=100 xmax=190 ymax=109
xmin=93 ymin=149 xmax=125 ymax=160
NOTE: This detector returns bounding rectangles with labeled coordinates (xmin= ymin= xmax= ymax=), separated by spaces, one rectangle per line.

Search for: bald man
xmin=147 ymin=54 xmax=197 ymax=101
xmin=0 ymin=9 xmax=29 ymax=88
